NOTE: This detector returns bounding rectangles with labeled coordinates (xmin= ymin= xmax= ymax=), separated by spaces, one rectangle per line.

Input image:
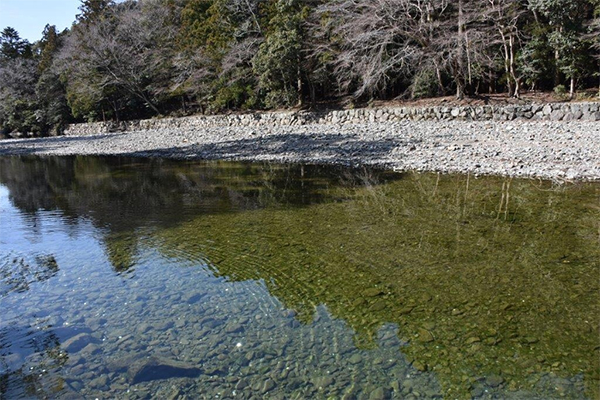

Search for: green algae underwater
xmin=149 ymin=167 xmax=600 ymax=399
xmin=0 ymin=155 xmax=598 ymax=399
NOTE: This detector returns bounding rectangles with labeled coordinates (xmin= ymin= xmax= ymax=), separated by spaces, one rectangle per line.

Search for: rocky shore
xmin=1 ymin=110 xmax=599 ymax=181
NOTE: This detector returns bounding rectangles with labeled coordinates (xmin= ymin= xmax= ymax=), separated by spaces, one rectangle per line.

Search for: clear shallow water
xmin=0 ymin=156 xmax=598 ymax=400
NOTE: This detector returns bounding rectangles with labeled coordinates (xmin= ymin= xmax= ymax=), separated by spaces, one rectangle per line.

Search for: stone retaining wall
xmin=64 ymin=102 xmax=600 ymax=136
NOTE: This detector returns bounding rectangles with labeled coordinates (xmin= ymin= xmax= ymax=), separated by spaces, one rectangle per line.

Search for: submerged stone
xmin=62 ymin=333 xmax=97 ymax=353
xmin=362 ymin=288 xmax=384 ymax=297
xmin=369 ymin=386 xmax=389 ymax=400
xmin=486 ymin=374 xmax=504 ymax=388
xmin=261 ymin=378 xmax=276 ymax=393
xmin=128 ymin=357 xmax=202 ymax=384
xmin=348 ymin=354 xmax=363 ymax=365
xmin=417 ymin=328 xmax=434 ymax=343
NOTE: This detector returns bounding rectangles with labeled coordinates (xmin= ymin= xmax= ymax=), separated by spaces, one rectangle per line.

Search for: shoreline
xmin=1 ymin=119 xmax=599 ymax=182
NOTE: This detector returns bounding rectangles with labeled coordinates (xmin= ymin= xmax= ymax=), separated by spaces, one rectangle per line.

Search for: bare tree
xmin=0 ymin=58 xmax=38 ymax=133
xmin=57 ymin=0 xmax=178 ymax=117
xmin=481 ymin=0 xmax=527 ymax=97
xmin=309 ymin=0 xmax=500 ymax=100
xmin=311 ymin=0 xmax=452 ymax=99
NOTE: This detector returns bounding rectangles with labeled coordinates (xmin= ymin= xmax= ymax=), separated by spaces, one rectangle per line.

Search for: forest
xmin=0 ymin=0 xmax=599 ymax=136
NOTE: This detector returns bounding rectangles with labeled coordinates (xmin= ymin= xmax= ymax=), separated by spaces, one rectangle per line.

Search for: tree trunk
xmin=138 ymin=92 xmax=161 ymax=116
xmin=509 ymin=34 xmax=519 ymax=98
xmin=456 ymin=0 xmax=465 ymax=100
xmin=297 ymin=58 xmax=303 ymax=107
xmin=501 ymin=34 xmax=512 ymax=97
xmin=466 ymin=30 xmax=472 ymax=92
xmin=436 ymin=65 xmax=444 ymax=95
xmin=569 ymin=76 xmax=575 ymax=100
xmin=554 ymin=27 xmax=562 ymax=88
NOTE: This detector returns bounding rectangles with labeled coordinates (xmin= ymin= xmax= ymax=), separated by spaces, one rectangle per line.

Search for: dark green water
xmin=0 ymin=156 xmax=598 ymax=400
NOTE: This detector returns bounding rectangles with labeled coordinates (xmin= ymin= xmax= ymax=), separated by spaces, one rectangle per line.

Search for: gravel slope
xmin=1 ymin=120 xmax=599 ymax=181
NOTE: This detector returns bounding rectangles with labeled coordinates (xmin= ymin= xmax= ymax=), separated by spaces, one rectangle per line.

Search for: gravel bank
xmin=1 ymin=119 xmax=599 ymax=181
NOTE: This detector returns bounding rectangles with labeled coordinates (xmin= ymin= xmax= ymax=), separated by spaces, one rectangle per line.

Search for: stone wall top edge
xmin=62 ymin=101 xmax=600 ymax=136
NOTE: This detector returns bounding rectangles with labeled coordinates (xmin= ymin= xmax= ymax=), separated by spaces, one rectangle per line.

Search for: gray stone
xmin=369 ymin=387 xmax=390 ymax=400
xmin=62 ymin=333 xmax=97 ymax=353
xmin=225 ymin=323 xmax=244 ymax=334
xmin=486 ymin=374 xmax=504 ymax=388
xmin=348 ymin=354 xmax=363 ymax=365
xmin=128 ymin=357 xmax=201 ymax=384
xmin=90 ymin=374 xmax=109 ymax=388
xmin=313 ymin=376 xmax=335 ymax=389
xmin=261 ymin=378 xmax=276 ymax=393
xmin=583 ymin=111 xmax=600 ymax=121
xmin=80 ymin=343 xmax=101 ymax=356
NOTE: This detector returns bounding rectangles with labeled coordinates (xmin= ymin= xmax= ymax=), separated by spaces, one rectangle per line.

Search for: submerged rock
xmin=369 ymin=386 xmax=390 ymax=400
xmin=128 ymin=357 xmax=202 ymax=384
xmin=362 ymin=288 xmax=384 ymax=297
xmin=261 ymin=378 xmax=276 ymax=393
xmin=486 ymin=374 xmax=504 ymax=388
xmin=62 ymin=333 xmax=98 ymax=353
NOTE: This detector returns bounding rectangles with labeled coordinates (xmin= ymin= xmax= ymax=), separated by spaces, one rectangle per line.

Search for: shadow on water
xmin=0 ymin=155 xmax=598 ymax=398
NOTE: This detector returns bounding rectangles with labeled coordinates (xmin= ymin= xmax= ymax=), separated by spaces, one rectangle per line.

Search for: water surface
xmin=0 ymin=156 xmax=598 ymax=399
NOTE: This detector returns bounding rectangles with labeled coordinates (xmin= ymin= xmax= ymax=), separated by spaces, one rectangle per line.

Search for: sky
xmin=0 ymin=0 xmax=81 ymax=43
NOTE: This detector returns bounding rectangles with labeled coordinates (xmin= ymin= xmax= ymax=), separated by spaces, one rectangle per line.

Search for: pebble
xmin=261 ymin=378 xmax=276 ymax=393
xmin=62 ymin=333 xmax=96 ymax=353
xmin=369 ymin=387 xmax=389 ymax=400
xmin=486 ymin=374 xmax=505 ymax=388
xmin=348 ymin=354 xmax=363 ymax=365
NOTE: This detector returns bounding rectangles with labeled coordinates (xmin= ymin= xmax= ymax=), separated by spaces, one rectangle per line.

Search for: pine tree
xmin=0 ymin=27 xmax=32 ymax=61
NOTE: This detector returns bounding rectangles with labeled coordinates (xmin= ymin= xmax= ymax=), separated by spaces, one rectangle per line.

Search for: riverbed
xmin=1 ymin=156 xmax=598 ymax=399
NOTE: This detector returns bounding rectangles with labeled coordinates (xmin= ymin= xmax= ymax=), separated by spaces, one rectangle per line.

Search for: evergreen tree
xmin=0 ymin=27 xmax=32 ymax=61
xmin=253 ymin=0 xmax=306 ymax=108
xmin=528 ymin=0 xmax=596 ymax=98
xmin=76 ymin=0 xmax=114 ymax=23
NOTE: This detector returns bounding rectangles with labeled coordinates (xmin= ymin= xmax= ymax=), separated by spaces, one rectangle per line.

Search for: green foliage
xmin=212 ymin=80 xmax=256 ymax=110
xmin=549 ymin=29 xmax=590 ymax=80
xmin=76 ymin=0 xmax=114 ymax=23
xmin=180 ymin=0 xmax=233 ymax=54
xmin=410 ymin=69 xmax=439 ymax=99
xmin=252 ymin=0 xmax=304 ymax=108
xmin=0 ymin=27 xmax=32 ymax=60
xmin=528 ymin=0 xmax=580 ymax=25
xmin=553 ymin=84 xmax=567 ymax=96
xmin=0 ymin=59 xmax=39 ymax=134
xmin=253 ymin=29 xmax=301 ymax=108
xmin=518 ymin=22 xmax=554 ymax=89
xmin=37 ymin=25 xmax=59 ymax=73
